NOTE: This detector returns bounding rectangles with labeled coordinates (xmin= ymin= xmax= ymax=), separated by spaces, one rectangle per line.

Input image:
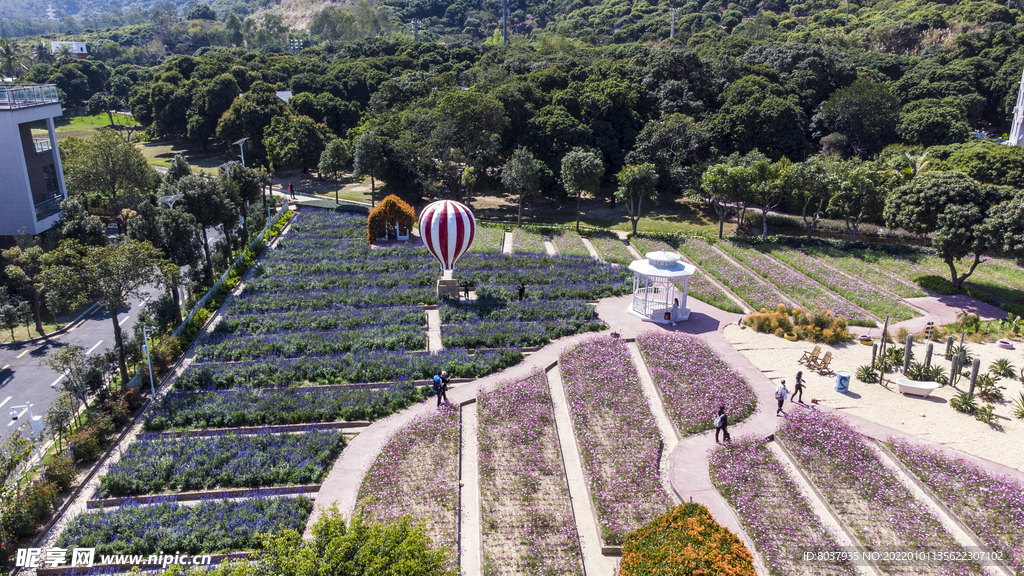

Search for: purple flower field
xmin=779 ymin=410 xmax=984 ymax=575
xmin=96 ymin=429 xmax=345 ymax=497
xmin=559 ymin=337 xmax=672 ymax=545
xmin=477 ymin=372 xmax=584 ymax=576
xmin=357 ymin=405 xmax=461 ymax=563
xmin=767 ymin=247 xmax=919 ymax=322
xmin=812 ymin=248 xmax=926 ymax=299
xmin=471 ymin=225 xmax=506 ymax=253
xmin=511 ymin=228 xmax=547 ymax=254
xmin=720 ymin=242 xmax=876 ymax=326
xmin=887 ymin=438 xmax=1024 ymax=574
xmin=588 ymin=232 xmax=634 ymax=264
xmin=551 ymin=230 xmax=590 ymax=256
xmin=56 ymin=495 xmax=313 ymax=555
xmin=678 ymin=237 xmax=788 ymax=311
xmin=636 ymin=331 xmax=757 ymax=434
xmin=709 ymin=437 xmax=857 ymax=576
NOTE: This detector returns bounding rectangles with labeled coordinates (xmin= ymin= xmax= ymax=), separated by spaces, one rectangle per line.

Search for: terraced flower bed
xmin=194 ymin=324 xmax=428 ymax=361
xmin=720 ymin=242 xmax=876 ymax=326
xmin=221 ymin=305 xmax=425 ymax=334
xmin=144 ymin=383 xmax=425 ymax=431
xmin=636 ymin=331 xmax=757 ymax=435
xmin=710 ymin=437 xmax=857 ymax=576
xmin=778 ymin=410 xmax=984 ymax=575
xmin=477 ymin=372 xmax=583 ymax=576
xmin=551 ymin=230 xmax=590 ymax=256
xmin=511 ymin=228 xmax=547 ymax=254
xmin=677 ymin=237 xmax=786 ymax=311
xmin=356 ymin=405 xmax=460 ymax=560
xmin=56 ymin=496 xmax=313 ymax=555
xmin=806 ymin=248 xmax=926 ymax=299
xmin=172 ymin=348 xmax=523 ymax=391
xmin=588 ymin=232 xmax=633 ymax=264
xmin=288 ymin=208 xmax=366 ymax=238
xmin=915 ymin=254 xmax=1024 ymax=304
xmin=766 ymin=247 xmax=919 ymax=322
xmin=559 ymin=337 xmax=672 ymax=545
xmin=439 ymin=299 xmax=604 ymax=349
xmin=461 ymin=252 xmax=631 ymax=301
xmin=96 ymin=430 xmax=345 ymax=497
xmin=471 ymin=225 xmax=507 ymax=253
xmin=887 ymin=438 xmax=1024 ymax=574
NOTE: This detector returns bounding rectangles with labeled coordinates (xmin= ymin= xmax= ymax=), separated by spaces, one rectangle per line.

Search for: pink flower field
xmin=636 ymin=331 xmax=757 ymax=435
xmin=477 ymin=371 xmax=584 ymax=576
xmin=559 ymin=336 xmax=673 ymax=545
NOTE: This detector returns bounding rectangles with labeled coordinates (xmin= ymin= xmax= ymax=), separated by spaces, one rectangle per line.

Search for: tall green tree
xmin=264 ymin=114 xmax=334 ymax=172
xmin=744 ymin=154 xmax=787 ymax=240
xmin=55 ymin=198 xmax=107 ymax=246
xmin=782 ymin=155 xmax=835 ymax=240
xmin=561 ymin=147 xmax=604 ymax=233
xmin=0 ymin=38 xmax=23 ymax=78
xmin=2 ymin=243 xmax=45 ymax=333
xmin=40 ymin=345 xmax=97 ymax=410
xmin=698 ymin=156 xmax=752 ymax=240
xmin=60 ymin=129 xmax=159 ymax=231
xmin=318 ymin=139 xmax=351 ymax=204
xmin=615 ymin=163 xmax=658 ymax=235
xmin=128 ymin=204 xmax=203 ymax=323
xmin=811 ymin=79 xmax=900 ymax=157
xmin=45 ymin=391 xmax=77 ymax=451
xmin=501 ymin=147 xmax=545 ymax=227
xmin=353 ymin=131 xmax=387 ymax=207
xmin=39 ymin=239 xmax=167 ymax=385
xmin=885 ymin=171 xmax=1008 ymax=289
xmin=179 ymin=174 xmax=234 ymax=280
xmin=426 ymin=90 xmax=507 ymax=202
xmin=829 ymin=161 xmax=885 ymax=242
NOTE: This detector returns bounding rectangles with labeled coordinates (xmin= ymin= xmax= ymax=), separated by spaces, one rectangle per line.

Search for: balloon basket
xmin=438 ymin=277 xmax=460 ymax=300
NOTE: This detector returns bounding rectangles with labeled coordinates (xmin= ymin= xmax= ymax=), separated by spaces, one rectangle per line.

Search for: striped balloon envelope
xmin=419 ymin=200 xmax=476 ymax=271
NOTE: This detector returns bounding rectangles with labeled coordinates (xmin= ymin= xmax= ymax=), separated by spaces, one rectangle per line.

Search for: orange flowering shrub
xmin=744 ymin=305 xmax=851 ymax=345
xmin=367 ymin=194 xmax=415 ymax=242
xmin=619 ymin=503 xmax=755 ymax=576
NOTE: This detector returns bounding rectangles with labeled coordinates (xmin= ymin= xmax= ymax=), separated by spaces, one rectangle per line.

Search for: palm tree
xmin=33 ymin=41 xmax=53 ymax=64
xmin=0 ymin=38 xmax=23 ymax=79
xmin=55 ymin=43 xmax=73 ymax=60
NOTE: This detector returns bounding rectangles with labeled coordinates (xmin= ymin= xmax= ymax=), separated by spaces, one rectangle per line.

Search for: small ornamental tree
xmin=620 ymin=502 xmax=756 ymax=576
xmin=367 ymin=194 xmax=415 ymax=243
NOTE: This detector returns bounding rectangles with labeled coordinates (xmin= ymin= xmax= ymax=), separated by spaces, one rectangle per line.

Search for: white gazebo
xmin=627 ymin=251 xmax=696 ymax=323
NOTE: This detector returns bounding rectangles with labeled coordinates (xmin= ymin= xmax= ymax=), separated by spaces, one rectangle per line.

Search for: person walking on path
xmin=671 ymin=298 xmax=679 ymax=326
xmin=517 ymin=282 xmax=526 ymax=301
xmin=775 ymin=380 xmax=789 ymax=416
xmin=288 ymin=182 xmax=295 ymax=199
xmin=714 ymin=405 xmax=730 ymax=443
xmin=792 ymin=371 xmax=805 ymax=404
xmin=432 ymin=371 xmax=450 ymax=407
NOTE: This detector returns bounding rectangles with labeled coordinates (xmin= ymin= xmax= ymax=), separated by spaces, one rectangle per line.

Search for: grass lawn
xmin=31 ymin=113 xmax=140 ymax=141
xmin=137 ymin=141 xmax=226 ymax=174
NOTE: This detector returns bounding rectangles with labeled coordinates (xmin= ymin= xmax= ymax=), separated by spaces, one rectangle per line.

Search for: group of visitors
xmin=715 ymin=370 xmax=806 ymax=443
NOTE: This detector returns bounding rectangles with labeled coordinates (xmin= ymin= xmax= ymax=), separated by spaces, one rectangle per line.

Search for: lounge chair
xmin=799 ymin=345 xmax=821 ymax=365
xmin=810 ymin=351 xmax=834 ymax=375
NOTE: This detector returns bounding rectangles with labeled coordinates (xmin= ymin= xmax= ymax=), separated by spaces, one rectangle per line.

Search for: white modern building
xmin=50 ymin=41 xmax=88 ymax=59
xmin=0 ymin=84 xmax=68 ymax=238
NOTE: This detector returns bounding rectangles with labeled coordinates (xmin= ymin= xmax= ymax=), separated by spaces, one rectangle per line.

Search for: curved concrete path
xmin=309 ymin=288 xmax=1023 ymax=573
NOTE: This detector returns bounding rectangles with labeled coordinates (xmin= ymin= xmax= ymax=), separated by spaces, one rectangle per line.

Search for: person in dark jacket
xmin=714 ymin=405 xmax=730 ymax=443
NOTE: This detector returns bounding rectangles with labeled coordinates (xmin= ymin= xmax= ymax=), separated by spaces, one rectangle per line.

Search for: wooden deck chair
xmin=811 ymin=351 xmax=834 ymax=375
xmin=798 ymin=345 xmax=821 ymax=365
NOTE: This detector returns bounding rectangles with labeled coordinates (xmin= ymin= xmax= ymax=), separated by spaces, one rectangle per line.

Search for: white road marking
xmin=49 ymin=373 xmax=66 ymax=388
xmin=0 ymin=396 xmax=11 ymax=409
xmin=119 ymin=316 xmax=130 ymax=326
xmin=86 ymin=340 xmax=103 ymax=355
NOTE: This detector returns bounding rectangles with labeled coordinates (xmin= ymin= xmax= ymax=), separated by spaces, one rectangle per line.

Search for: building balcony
xmin=34 ymin=194 xmax=63 ymax=222
xmin=0 ymin=84 xmax=60 ymax=110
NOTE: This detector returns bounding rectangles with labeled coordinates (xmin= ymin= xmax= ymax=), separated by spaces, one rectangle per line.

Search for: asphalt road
xmin=0 ymin=284 xmax=159 ymax=443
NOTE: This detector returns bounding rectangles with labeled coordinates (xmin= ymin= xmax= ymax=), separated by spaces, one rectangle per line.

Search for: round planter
xmin=784 ymin=332 xmax=798 ymax=341
xmin=997 ymin=338 xmax=1014 ymax=350
xmin=859 ymin=335 xmax=873 ymax=346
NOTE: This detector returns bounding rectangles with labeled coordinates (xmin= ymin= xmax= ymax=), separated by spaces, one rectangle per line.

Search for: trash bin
xmin=835 ymin=371 xmax=850 ymax=393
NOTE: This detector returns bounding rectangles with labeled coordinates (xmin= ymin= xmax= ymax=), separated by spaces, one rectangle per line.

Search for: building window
xmin=35 ymin=164 xmax=63 ymax=221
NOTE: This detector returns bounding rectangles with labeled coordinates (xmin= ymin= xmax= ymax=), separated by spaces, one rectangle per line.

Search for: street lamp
xmin=10 ymin=402 xmax=45 ymax=463
xmin=141 ymin=326 xmax=157 ymax=398
xmin=218 ymin=160 xmax=239 ymax=179
xmin=233 ymin=137 xmax=250 ymax=167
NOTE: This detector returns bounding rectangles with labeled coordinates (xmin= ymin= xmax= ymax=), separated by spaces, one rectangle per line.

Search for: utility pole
xmin=413 ymin=19 xmax=419 ymax=41
xmin=845 ymin=0 xmax=850 ymax=25
xmin=670 ymin=7 xmax=677 ymax=39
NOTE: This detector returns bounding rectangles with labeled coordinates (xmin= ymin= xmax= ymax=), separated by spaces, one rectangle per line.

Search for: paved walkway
xmin=309 ymin=266 xmax=1023 ymax=574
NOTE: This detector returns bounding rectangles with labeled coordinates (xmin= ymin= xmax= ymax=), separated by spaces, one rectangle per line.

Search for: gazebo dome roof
xmin=628 ymin=251 xmax=695 ymax=279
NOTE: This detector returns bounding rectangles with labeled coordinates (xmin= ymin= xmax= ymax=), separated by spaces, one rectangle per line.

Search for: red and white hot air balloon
xmin=419 ymin=200 xmax=476 ymax=271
